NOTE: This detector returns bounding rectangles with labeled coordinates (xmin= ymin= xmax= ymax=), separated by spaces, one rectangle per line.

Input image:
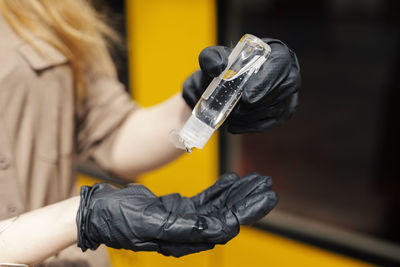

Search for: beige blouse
xmin=0 ymin=14 xmax=136 ymax=266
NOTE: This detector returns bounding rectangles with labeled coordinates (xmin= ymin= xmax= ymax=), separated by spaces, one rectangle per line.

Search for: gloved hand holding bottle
xmin=183 ymin=37 xmax=301 ymax=134
xmin=76 ymin=172 xmax=277 ymax=257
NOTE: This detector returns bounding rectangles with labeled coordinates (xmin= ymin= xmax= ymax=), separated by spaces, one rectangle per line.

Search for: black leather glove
xmin=183 ymin=38 xmax=301 ymax=134
xmin=76 ymin=172 xmax=277 ymax=257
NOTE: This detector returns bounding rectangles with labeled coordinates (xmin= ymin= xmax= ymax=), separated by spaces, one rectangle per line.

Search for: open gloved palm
xmin=76 ymin=172 xmax=277 ymax=257
xmin=183 ymin=38 xmax=301 ymax=134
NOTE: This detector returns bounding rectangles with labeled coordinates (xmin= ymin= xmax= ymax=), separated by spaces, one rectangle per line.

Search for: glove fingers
xmin=158 ymin=241 xmax=215 ymax=257
xmin=222 ymin=173 xmax=277 ymax=225
xmin=242 ymin=42 xmax=293 ymax=104
xmin=232 ymin=190 xmax=278 ymax=225
xmin=182 ymin=70 xmax=213 ymax=108
xmin=261 ymin=38 xmax=286 ymax=46
xmin=264 ymin=54 xmax=300 ymax=105
xmin=230 ymin=100 xmax=288 ymax=124
xmin=160 ymin=173 xmax=277 ymax=243
xmin=191 ymin=172 xmax=239 ymax=207
xmin=225 ymin=173 xmax=273 ymax=203
xmin=216 ymin=173 xmax=277 ymax=225
xmin=228 ymin=118 xmax=280 ymax=134
xmin=199 ymin=46 xmax=231 ymax=77
xmin=227 ymin=92 xmax=298 ymax=134
xmin=241 ymin=37 xmax=300 ymax=109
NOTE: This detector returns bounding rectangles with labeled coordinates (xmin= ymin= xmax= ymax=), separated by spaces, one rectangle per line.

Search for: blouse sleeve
xmin=76 ymin=76 xmax=138 ymax=171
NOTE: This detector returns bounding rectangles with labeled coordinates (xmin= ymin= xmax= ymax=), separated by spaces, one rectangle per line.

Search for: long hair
xmin=0 ymin=0 xmax=119 ymax=102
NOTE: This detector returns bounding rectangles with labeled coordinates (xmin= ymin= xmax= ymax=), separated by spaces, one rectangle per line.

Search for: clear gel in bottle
xmin=170 ymin=34 xmax=271 ymax=152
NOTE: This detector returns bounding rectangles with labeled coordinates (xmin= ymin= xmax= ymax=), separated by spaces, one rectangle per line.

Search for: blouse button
xmin=0 ymin=155 xmax=10 ymax=170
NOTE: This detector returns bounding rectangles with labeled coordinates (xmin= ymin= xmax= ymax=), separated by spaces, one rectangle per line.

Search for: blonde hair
xmin=0 ymin=0 xmax=119 ymax=102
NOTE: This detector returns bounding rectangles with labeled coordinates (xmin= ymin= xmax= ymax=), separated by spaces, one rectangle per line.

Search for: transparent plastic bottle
xmin=170 ymin=34 xmax=271 ymax=152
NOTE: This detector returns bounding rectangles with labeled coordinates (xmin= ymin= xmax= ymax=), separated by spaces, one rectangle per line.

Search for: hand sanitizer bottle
xmin=170 ymin=34 xmax=271 ymax=153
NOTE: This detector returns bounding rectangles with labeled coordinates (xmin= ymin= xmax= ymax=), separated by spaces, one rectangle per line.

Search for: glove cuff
xmin=76 ymin=185 xmax=101 ymax=252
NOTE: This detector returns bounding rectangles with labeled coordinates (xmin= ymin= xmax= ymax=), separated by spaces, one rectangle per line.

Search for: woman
xmin=0 ymin=0 xmax=300 ymax=266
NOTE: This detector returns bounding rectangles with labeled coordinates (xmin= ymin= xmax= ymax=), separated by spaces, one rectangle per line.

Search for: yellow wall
xmin=79 ymin=1 xmax=377 ymax=266
xmin=125 ymin=0 xmax=218 ymax=197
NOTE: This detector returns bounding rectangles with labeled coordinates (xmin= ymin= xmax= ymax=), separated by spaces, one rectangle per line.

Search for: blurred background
xmin=84 ymin=0 xmax=400 ymax=266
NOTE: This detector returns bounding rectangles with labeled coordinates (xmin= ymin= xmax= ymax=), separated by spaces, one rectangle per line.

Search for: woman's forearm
xmin=110 ymin=93 xmax=192 ymax=179
xmin=0 ymin=196 xmax=79 ymax=265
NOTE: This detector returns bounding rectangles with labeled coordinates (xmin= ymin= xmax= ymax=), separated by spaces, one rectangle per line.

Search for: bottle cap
xmin=179 ymin=115 xmax=215 ymax=150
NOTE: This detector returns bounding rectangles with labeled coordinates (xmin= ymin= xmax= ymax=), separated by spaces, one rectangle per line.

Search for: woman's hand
xmin=183 ymin=38 xmax=301 ymax=134
xmin=76 ymin=172 xmax=277 ymax=257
